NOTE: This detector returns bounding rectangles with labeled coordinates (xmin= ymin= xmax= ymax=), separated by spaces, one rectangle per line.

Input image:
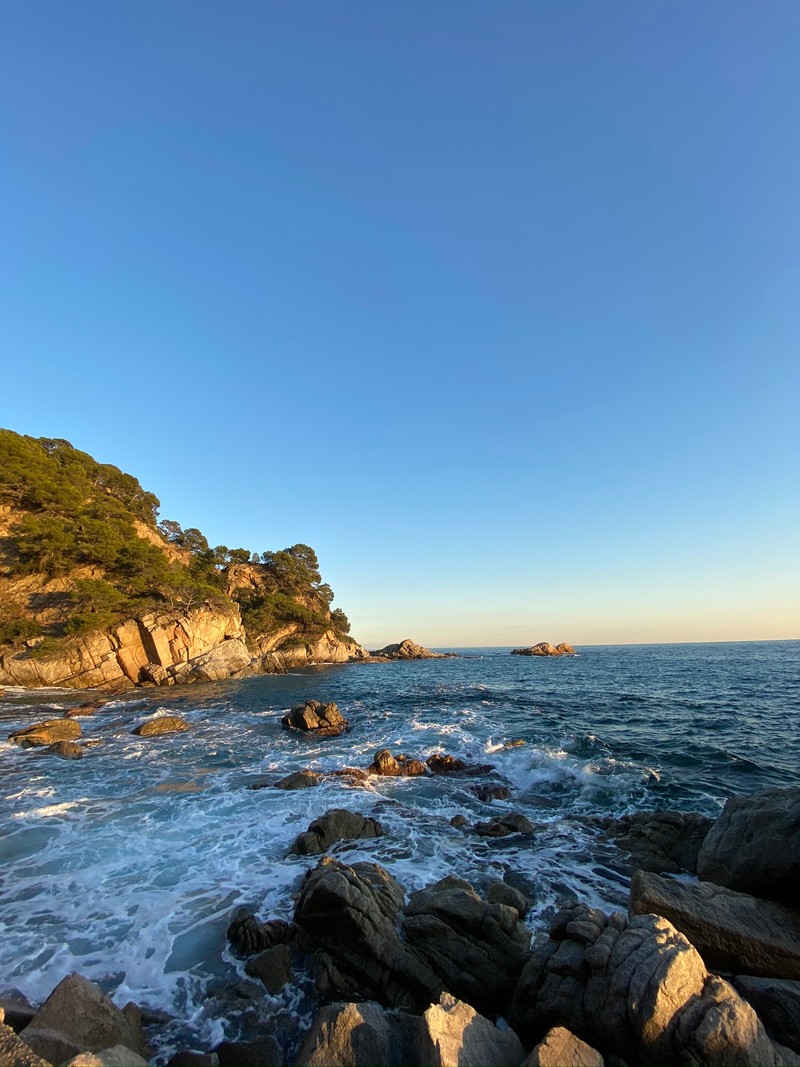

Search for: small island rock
xmin=511 ymin=642 xmax=576 ymax=657
xmin=133 ymin=716 xmax=189 ymax=737
xmin=281 ymin=700 xmax=349 ymax=737
xmin=9 ymin=719 xmax=82 ymax=747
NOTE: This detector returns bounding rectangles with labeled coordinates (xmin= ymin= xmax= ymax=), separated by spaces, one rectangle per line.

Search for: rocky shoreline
xmin=3 ymin=689 xmax=799 ymax=1067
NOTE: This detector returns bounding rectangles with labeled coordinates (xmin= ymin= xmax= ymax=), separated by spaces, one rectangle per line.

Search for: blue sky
xmin=2 ymin=2 xmax=798 ymax=645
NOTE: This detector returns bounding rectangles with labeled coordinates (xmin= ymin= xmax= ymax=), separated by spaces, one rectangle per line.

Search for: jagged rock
xmin=0 ymin=1021 xmax=52 ymax=1067
xmin=471 ymin=783 xmax=512 ymax=802
xmin=510 ymin=903 xmax=792 ymax=1066
xmin=368 ymin=639 xmax=450 ymax=660
xmin=273 ymin=770 xmax=320 ymax=790
xmin=65 ymin=1046 xmax=148 ymax=1066
xmin=425 ymin=753 xmax=495 ymax=776
xmin=289 ymin=809 xmax=383 ymax=856
xmin=732 ymin=977 xmax=800 ymax=1054
xmin=46 ymin=740 xmax=84 ymax=759
xmin=523 ymin=1026 xmax=604 ymax=1066
xmin=331 ymin=767 xmax=370 ymax=783
xmin=214 ymin=1036 xmax=283 ymax=1067
xmin=485 ymin=879 xmax=530 ymax=917
xmin=419 ymin=993 xmax=524 ymax=1066
xmin=294 ymin=858 xmax=444 ymax=1010
xmin=630 ymin=869 xmax=800 ymax=978
xmin=9 ymin=719 xmax=81 ymax=746
xmin=367 ymin=750 xmax=427 ymax=776
xmin=696 ymin=787 xmax=800 ymax=906
xmin=179 ymin=638 xmax=252 ymax=683
xmin=475 ymin=812 xmax=534 ymax=837
xmin=511 ymin=642 xmax=575 ymax=656
xmin=281 ymin=700 xmax=349 ymax=737
xmin=244 ymin=944 xmax=293 ymax=993
xmin=20 ymin=974 xmax=148 ymax=1065
xmin=226 ymin=910 xmax=291 ymax=956
xmin=294 ymin=1001 xmax=421 ymax=1067
xmin=594 ymin=810 xmax=713 ymax=874
xmin=133 ymin=715 xmax=189 ymax=737
xmin=403 ymin=875 xmax=531 ymax=1017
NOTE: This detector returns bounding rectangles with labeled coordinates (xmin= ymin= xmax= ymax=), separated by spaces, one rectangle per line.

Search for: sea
xmin=1 ymin=640 xmax=798 ymax=1059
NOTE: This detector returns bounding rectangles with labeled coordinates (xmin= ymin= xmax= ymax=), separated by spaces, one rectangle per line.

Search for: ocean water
xmin=1 ymin=640 xmax=798 ymax=1057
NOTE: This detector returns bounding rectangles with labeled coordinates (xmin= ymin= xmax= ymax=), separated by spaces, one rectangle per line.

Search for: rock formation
xmin=281 ymin=700 xmax=349 ymax=737
xmin=592 ymin=809 xmax=713 ymax=874
xmin=9 ymin=719 xmax=82 ymax=747
xmin=368 ymin=639 xmax=452 ymax=660
xmin=288 ymin=809 xmax=384 ymax=856
xmin=511 ymin=642 xmax=576 ymax=656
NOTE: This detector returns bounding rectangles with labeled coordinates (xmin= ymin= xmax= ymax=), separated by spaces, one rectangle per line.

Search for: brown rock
xmin=555 ymin=643 xmax=577 ymax=655
xmin=273 ymin=770 xmax=320 ymax=790
xmin=630 ymin=869 xmax=800 ymax=978
xmin=368 ymin=639 xmax=449 ymax=660
xmin=20 ymin=974 xmax=148 ymax=1065
xmin=511 ymin=641 xmax=575 ymax=656
xmin=486 ymin=879 xmax=530 ymax=917
xmin=368 ymin=749 xmax=400 ymax=776
xmin=523 ymin=1026 xmax=604 ymax=1066
xmin=244 ymin=944 xmax=292 ymax=993
xmin=419 ymin=993 xmax=524 ymax=1066
xmin=0 ymin=1021 xmax=52 ymax=1067
xmin=281 ymin=701 xmax=349 ymax=737
xmin=471 ymin=783 xmax=512 ymax=802
xmin=396 ymin=756 xmax=427 ymax=776
xmin=46 ymin=741 xmax=84 ymax=759
xmin=133 ymin=716 xmax=189 ymax=737
xmin=294 ymin=1001 xmax=419 ymax=1067
xmin=9 ymin=719 xmax=81 ymax=747
xmin=475 ymin=812 xmax=534 ymax=837
xmin=331 ymin=767 xmax=370 ymax=783
xmin=426 ymin=753 xmax=466 ymax=774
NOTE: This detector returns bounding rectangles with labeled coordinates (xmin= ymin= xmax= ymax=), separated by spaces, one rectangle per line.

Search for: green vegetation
xmin=0 ymin=430 xmax=351 ymax=651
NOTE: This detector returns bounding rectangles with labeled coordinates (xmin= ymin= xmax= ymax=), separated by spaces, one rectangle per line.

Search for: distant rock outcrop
xmin=281 ymin=700 xmax=349 ymax=737
xmin=368 ymin=639 xmax=454 ymax=661
xmin=511 ymin=641 xmax=576 ymax=656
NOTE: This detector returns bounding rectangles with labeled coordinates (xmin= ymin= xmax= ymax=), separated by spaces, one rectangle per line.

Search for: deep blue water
xmin=0 ymin=640 xmax=797 ymax=1055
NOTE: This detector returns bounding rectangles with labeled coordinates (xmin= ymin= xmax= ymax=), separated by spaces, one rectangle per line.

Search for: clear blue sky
xmin=2 ymin=2 xmax=798 ymax=646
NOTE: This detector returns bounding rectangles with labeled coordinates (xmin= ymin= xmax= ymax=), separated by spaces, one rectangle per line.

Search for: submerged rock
xmin=273 ymin=770 xmax=320 ymax=790
xmin=46 ymin=740 xmax=84 ymax=759
xmin=289 ymin=809 xmax=383 ymax=856
xmin=696 ymin=786 xmax=800 ymax=906
xmin=475 ymin=812 xmax=534 ymax=837
xmin=133 ymin=715 xmax=189 ymax=737
xmin=9 ymin=719 xmax=81 ymax=747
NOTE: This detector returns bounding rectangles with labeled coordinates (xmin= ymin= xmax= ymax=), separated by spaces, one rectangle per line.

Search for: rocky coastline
xmin=3 ymin=682 xmax=799 ymax=1067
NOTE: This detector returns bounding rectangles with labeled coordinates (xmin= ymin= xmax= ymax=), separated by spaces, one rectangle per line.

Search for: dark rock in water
xmin=425 ymin=753 xmax=495 ymax=777
xmin=245 ymin=944 xmax=293 ymax=994
xmin=594 ymin=809 xmax=713 ymax=874
xmin=396 ymin=755 xmax=426 ymax=776
xmin=470 ymin=783 xmax=511 ymax=802
xmin=331 ymin=767 xmax=370 ymax=783
xmin=133 ymin=716 xmax=188 ymax=737
xmin=449 ymin=815 xmax=469 ymax=829
xmin=9 ymin=719 xmax=81 ymax=747
xmin=511 ymin=641 xmax=575 ymax=656
xmin=732 ymin=976 xmax=800 ymax=1054
xmin=19 ymin=973 xmax=149 ymax=1065
xmin=485 ymin=879 xmax=530 ymax=917
xmin=475 ymin=812 xmax=534 ymax=837
xmin=45 ymin=740 xmax=84 ymax=760
xmin=294 ymin=858 xmax=444 ymax=1011
xmin=64 ymin=700 xmax=106 ymax=717
xmin=214 ymin=1036 xmax=283 ymax=1067
xmin=509 ymin=903 xmax=786 ymax=1066
xmin=403 ymin=875 xmax=531 ymax=1018
xmin=289 ymin=809 xmax=383 ymax=856
xmin=273 ymin=770 xmax=320 ymax=790
xmin=227 ymin=910 xmax=291 ymax=956
xmin=166 ymin=1052 xmax=220 ymax=1067
xmin=367 ymin=750 xmax=427 ymax=777
xmin=525 ymin=1026 xmax=604 ymax=1066
xmin=368 ymin=639 xmax=451 ymax=660
xmin=630 ymin=869 xmax=800 ymax=979
xmin=696 ymin=786 xmax=800 ymax=906
xmin=281 ymin=700 xmax=348 ymax=737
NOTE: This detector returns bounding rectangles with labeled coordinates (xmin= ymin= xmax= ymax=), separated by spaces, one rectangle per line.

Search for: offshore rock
xmin=631 ymin=869 xmax=800 ymax=978
xmin=404 ymin=875 xmax=531 ymax=1018
xmin=511 ymin=641 xmax=575 ymax=656
xmin=288 ymin=809 xmax=383 ymax=856
xmin=20 ymin=974 xmax=148 ymax=1066
xmin=9 ymin=719 xmax=82 ymax=747
xmin=46 ymin=740 xmax=85 ymax=759
xmin=509 ymin=904 xmax=789 ymax=1066
xmin=132 ymin=715 xmax=189 ymax=737
xmin=475 ymin=812 xmax=535 ymax=837
xmin=368 ymin=639 xmax=451 ymax=660
xmin=593 ymin=809 xmax=713 ymax=874
xmin=367 ymin=749 xmax=427 ymax=776
xmin=273 ymin=770 xmax=320 ymax=790
xmin=293 ymin=858 xmax=444 ymax=1010
xmin=254 ymin=630 xmax=369 ymax=674
xmin=696 ymin=787 xmax=800 ymax=906
xmin=281 ymin=700 xmax=348 ymax=737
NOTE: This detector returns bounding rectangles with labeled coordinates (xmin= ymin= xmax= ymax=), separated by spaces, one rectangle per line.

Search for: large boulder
xmin=288 ymin=809 xmax=383 ymax=856
xmin=281 ymin=700 xmax=349 ymax=737
xmin=403 ymin=875 xmax=531 ymax=1018
xmin=419 ymin=993 xmax=524 ymax=1066
xmin=523 ymin=1026 xmax=604 ymax=1066
xmin=510 ymin=903 xmax=791 ymax=1066
xmin=273 ymin=770 xmax=320 ymax=790
xmin=696 ymin=787 xmax=800 ymax=906
xmin=20 ymin=974 xmax=148 ymax=1066
xmin=294 ymin=858 xmax=443 ymax=1010
xmin=9 ymin=719 xmax=82 ymax=747
xmin=46 ymin=740 xmax=85 ymax=759
xmin=594 ymin=810 xmax=713 ymax=874
xmin=367 ymin=749 xmax=426 ymax=777
xmin=133 ymin=715 xmax=188 ymax=737
xmin=631 ymin=869 xmax=800 ymax=979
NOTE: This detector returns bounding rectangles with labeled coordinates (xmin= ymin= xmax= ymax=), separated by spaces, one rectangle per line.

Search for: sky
xmin=1 ymin=1 xmax=798 ymax=647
